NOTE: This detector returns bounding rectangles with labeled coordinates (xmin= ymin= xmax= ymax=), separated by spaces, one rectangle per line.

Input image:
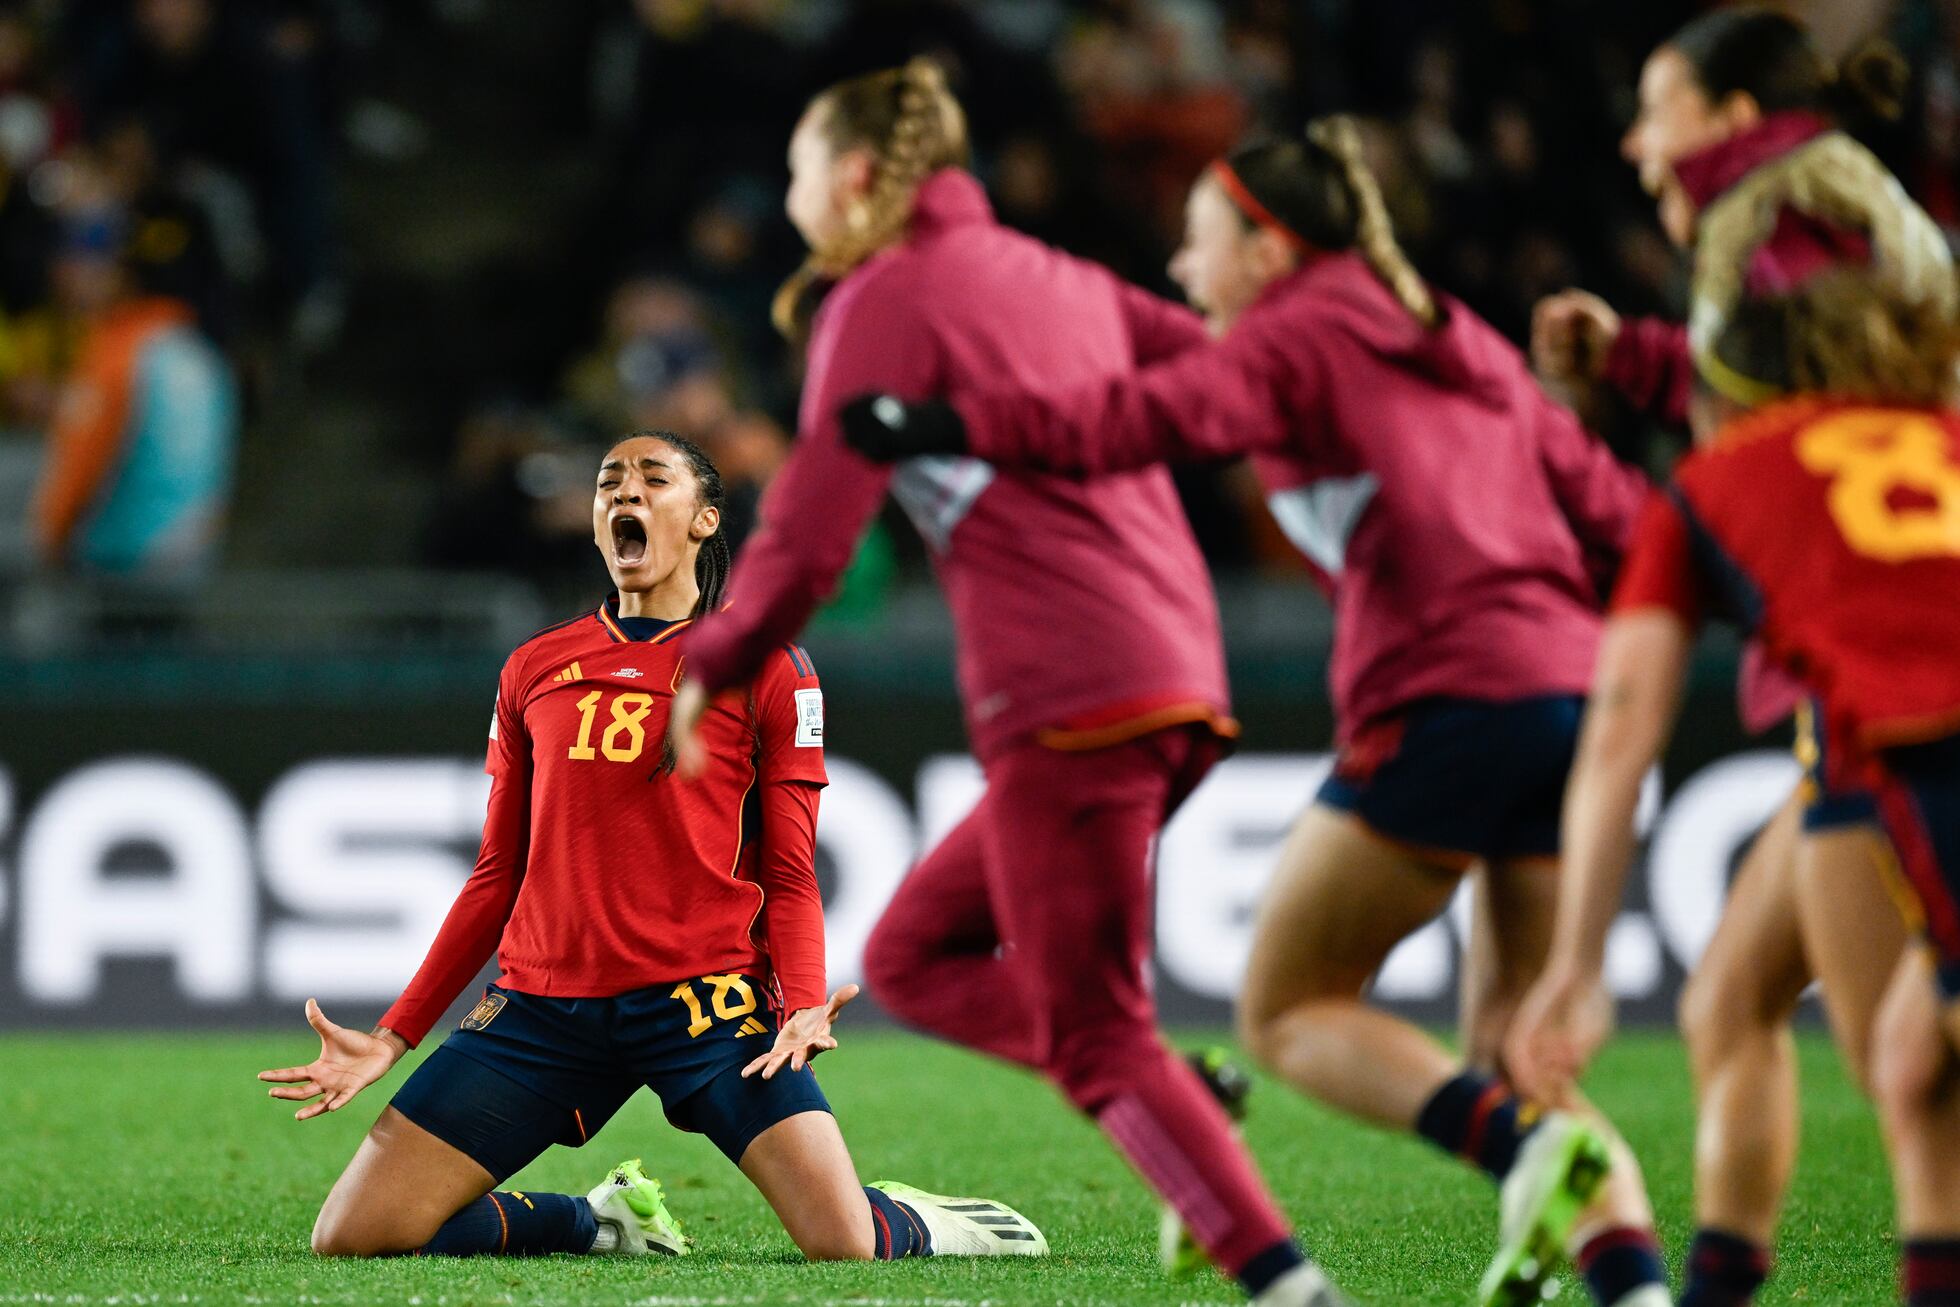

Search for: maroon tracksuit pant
xmin=864 ymin=726 xmax=1293 ymax=1277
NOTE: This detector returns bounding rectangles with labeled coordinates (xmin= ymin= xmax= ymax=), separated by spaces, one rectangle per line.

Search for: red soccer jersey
xmin=1612 ymin=397 xmax=1960 ymax=763
xmin=380 ymin=597 xmax=829 ymax=1046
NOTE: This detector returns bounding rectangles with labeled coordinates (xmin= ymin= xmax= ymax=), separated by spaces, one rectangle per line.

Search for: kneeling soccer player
xmin=257 ymin=430 xmax=1045 ymax=1264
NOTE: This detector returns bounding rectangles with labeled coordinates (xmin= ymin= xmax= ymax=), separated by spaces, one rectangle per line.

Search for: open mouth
xmin=611 ymin=514 xmax=649 ymax=567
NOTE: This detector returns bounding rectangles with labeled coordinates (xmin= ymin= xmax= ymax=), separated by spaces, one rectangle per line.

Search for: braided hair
xmin=619 ymin=427 xmax=730 ymax=618
xmin=1222 ymin=115 xmax=1440 ymax=329
xmin=772 ymin=57 xmax=971 ymax=339
xmin=1689 ymin=129 xmax=1953 ymax=381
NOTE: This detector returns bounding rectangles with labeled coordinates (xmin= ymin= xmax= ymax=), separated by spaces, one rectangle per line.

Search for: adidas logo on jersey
xmin=551 ymin=662 xmax=583 ymax=683
xmin=734 ymin=1017 xmax=769 ymax=1038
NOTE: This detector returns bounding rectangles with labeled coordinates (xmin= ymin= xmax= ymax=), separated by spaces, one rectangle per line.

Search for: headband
xmin=1209 ymin=160 xmax=1314 ymax=255
xmin=1694 ymin=346 xmax=1787 ymax=409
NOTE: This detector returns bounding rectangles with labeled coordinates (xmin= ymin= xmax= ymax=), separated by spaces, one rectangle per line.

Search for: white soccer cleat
xmin=1252 ymin=1261 xmax=1358 ymax=1306
xmin=585 ymin=1157 xmax=687 ymax=1256
xmin=1481 ymin=1112 xmax=1612 ymax=1305
xmin=1604 ymin=1288 xmax=1672 ymax=1307
xmin=866 ymin=1180 xmax=1048 ymax=1256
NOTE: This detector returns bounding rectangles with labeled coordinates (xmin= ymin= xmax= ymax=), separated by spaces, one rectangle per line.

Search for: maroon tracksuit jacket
xmin=952 ymin=253 xmax=1646 ymax=742
xmin=685 ymin=169 xmax=1232 ymax=762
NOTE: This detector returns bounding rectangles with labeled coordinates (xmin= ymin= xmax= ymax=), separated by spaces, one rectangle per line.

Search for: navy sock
xmin=1413 ymin=1071 xmax=1540 ymax=1180
xmin=420 ymin=1191 xmax=597 ymax=1256
xmin=1905 ymin=1237 xmax=1960 ymax=1306
xmin=1680 ymin=1228 xmax=1769 ymax=1306
xmin=863 ymin=1187 xmax=930 ymax=1259
xmin=1576 ymin=1227 xmax=1667 ymax=1305
xmin=1238 ymin=1239 xmax=1306 ymax=1297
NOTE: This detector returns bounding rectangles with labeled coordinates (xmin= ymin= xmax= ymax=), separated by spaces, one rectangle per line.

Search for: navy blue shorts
xmin=1317 ymin=695 xmax=1582 ymax=865
xmin=1878 ymin=734 xmax=1960 ymax=1000
xmin=390 ymin=974 xmax=830 ymax=1182
xmin=1795 ymin=699 xmax=1880 ymax=832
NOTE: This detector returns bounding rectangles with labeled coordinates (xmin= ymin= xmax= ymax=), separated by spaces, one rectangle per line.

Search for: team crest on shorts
xmin=460 ymin=992 xmax=507 ymax=1031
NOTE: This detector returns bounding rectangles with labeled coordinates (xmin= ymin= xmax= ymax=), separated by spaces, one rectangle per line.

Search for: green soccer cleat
xmin=586 ymin=1158 xmax=688 ymax=1256
xmin=1478 ymin=1113 xmax=1613 ymax=1306
xmin=866 ymin=1180 xmax=1048 ymax=1256
xmin=1161 ymin=1047 xmax=1253 ymax=1278
xmin=1193 ymin=1045 xmax=1255 ymax=1121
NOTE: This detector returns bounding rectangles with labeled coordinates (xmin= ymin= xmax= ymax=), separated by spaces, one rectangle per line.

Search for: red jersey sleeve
xmin=754 ymin=644 xmax=828 ymax=787
xmin=486 ymin=665 xmax=530 ymax=778
xmin=683 ymin=265 xmax=937 ymax=694
xmin=1609 ymin=489 xmax=1706 ymax=625
xmin=952 ymin=311 xmax=1303 ymax=476
xmin=750 ymin=647 xmax=828 ymax=1011
xmin=379 ymin=655 xmax=532 ymax=1046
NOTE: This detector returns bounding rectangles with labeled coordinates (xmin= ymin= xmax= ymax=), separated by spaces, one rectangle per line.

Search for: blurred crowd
xmin=0 ymin=0 xmax=344 ymax=585
xmin=4 ymin=0 xmax=1959 ymax=612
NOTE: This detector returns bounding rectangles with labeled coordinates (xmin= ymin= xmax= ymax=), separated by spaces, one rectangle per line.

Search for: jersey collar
xmin=598 ymin=595 xmax=693 ymax=644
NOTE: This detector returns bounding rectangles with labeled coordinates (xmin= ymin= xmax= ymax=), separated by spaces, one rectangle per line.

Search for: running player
xmin=256 ymin=430 xmax=1045 ymax=1265
xmin=668 ymin=59 xmax=1350 ymax=1307
xmin=1507 ymin=259 xmax=1960 ymax=1307
xmin=1529 ymin=13 xmax=1945 ymax=1298
xmin=840 ymin=116 xmax=1668 ymax=1307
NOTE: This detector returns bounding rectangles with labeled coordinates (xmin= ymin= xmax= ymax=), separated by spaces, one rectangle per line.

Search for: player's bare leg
xmin=1453 ymin=857 xmax=1659 ymax=1303
xmin=738 ymin=1111 xmax=877 ymax=1259
xmin=1236 ymin=805 xmax=1466 ymax=1127
xmin=1677 ymin=796 xmax=1807 ymax=1259
xmin=1460 ymin=856 xmax=1660 ymax=1291
xmin=1667 ymin=817 xmax=1902 ymax=1301
xmin=311 ymin=1105 xmax=680 ymax=1258
xmin=310 ymin=1106 xmax=500 ymax=1254
xmin=1459 ymin=859 xmax=1561 ymax=1073
xmin=1796 ymin=824 xmax=1911 ymax=1096
xmin=735 ymin=1108 xmax=1044 ymax=1260
xmin=1238 ymin=805 xmax=1661 ymax=1305
xmin=1873 ymin=946 xmax=1960 ymax=1294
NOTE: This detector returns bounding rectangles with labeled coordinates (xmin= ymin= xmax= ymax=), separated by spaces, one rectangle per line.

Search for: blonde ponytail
xmin=772 ymin=57 xmax=970 ymax=340
xmin=1690 ymin=129 xmax=1955 ymax=369
xmin=1305 ymin=115 xmax=1439 ymax=328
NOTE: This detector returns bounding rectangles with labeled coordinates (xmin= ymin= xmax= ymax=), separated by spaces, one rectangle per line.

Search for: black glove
xmin=838 ymin=394 xmax=970 ymax=462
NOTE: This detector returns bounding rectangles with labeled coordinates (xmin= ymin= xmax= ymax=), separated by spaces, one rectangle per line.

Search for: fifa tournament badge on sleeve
xmin=794 ymin=688 xmax=824 ymax=747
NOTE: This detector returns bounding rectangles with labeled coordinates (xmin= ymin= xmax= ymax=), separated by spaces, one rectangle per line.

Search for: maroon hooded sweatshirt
xmin=684 ymin=169 xmax=1233 ymax=762
xmin=951 ymin=252 xmax=1647 ymax=742
xmin=1602 ymin=111 xmax=1870 ymax=427
xmin=1600 ymin=111 xmax=1875 ymax=730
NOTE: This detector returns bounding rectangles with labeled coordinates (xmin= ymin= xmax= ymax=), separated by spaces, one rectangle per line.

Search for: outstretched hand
xmin=742 ymin=985 xmax=860 ymax=1080
xmin=838 ymin=394 xmax=969 ymax=463
xmin=1504 ymin=964 xmax=1613 ymax=1108
xmin=256 ymin=998 xmax=404 ymax=1121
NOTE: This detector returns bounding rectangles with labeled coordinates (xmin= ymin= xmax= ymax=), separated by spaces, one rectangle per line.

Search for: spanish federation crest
xmin=460 ymin=991 xmax=508 ymax=1031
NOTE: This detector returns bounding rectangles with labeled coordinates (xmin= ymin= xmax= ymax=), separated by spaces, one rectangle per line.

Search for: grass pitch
xmin=0 ymin=1029 xmax=1893 ymax=1305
